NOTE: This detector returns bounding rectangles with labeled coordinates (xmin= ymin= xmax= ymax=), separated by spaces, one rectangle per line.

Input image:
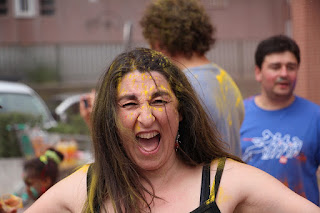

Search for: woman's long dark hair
xmin=84 ymin=48 xmax=241 ymax=213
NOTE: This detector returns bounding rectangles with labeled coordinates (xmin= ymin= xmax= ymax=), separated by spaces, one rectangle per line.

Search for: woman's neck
xmin=141 ymin=156 xmax=194 ymax=191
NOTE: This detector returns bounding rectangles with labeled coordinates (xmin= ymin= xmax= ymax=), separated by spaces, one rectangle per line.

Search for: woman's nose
xmin=137 ymin=105 xmax=155 ymax=127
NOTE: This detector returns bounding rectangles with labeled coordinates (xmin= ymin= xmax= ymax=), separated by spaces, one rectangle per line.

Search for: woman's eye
xmin=121 ymin=102 xmax=137 ymax=108
xmin=151 ymin=99 xmax=167 ymax=106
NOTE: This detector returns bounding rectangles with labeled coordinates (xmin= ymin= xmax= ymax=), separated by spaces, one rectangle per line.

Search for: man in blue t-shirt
xmin=240 ymin=35 xmax=320 ymax=205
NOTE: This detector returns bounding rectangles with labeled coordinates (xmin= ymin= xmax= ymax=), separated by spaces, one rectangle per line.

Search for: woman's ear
xmin=179 ymin=112 xmax=183 ymax=122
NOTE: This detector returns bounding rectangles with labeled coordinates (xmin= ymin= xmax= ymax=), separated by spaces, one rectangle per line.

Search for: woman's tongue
xmin=138 ymin=135 xmax=160 ymax=152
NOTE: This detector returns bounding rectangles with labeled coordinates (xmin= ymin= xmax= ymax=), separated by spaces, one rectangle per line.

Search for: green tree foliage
xmin=48 ymin=115 xmax=90 ymax=135
xmin=0 ymin=113 xmax=40 ymax=157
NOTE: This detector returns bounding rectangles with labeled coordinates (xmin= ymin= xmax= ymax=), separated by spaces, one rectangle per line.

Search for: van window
xmin=0 ymin=93 xmax=50 ymax=123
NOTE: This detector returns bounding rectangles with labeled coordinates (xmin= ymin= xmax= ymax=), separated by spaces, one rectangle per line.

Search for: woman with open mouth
xmin=25 ymin=48 xmax=319 ymax=213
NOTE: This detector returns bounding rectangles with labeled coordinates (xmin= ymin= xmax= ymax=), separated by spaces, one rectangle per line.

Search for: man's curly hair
xmin=140 ymin=0 xmax=216 ymax=58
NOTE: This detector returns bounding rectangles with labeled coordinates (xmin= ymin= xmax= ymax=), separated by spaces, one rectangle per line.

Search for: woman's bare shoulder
xmin=25 ymin=164 xmax=90 ymax=213
xmin=216 ymin=159 xmax=320 ymax=213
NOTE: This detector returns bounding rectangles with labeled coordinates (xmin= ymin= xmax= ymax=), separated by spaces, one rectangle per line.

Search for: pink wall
xmin=0 ymin=0 xmax=288 ymax=45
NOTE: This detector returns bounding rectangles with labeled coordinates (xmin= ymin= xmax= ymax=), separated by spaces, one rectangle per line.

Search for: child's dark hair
xmin=23 ymin=148 xmax=64 ymax=185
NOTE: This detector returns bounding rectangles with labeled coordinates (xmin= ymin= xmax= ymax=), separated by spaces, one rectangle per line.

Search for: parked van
xmin=0 ymin=81 xmax=57 ymax=129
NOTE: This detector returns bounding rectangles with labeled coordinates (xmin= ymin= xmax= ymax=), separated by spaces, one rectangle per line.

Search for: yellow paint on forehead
xmin=118 ymin=72 xmax=173 ymax=101
xmin=160 ymin=85 xmax=168 ymax=91
xmin=141 ymin=73 xmax=146 ymax=81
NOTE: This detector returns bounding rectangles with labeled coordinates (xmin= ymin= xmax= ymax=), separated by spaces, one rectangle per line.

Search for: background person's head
xmin=254 ymin=35 xmax=300 ymax=102
xmin=255 ymin=35 xmax=300 ymax=69
xmin=87 ymin=47 xmax=231 ymax=212
xmin=23 ymin=148 xmax=64 ymax=200
xmin=140 ymin=0 xmax=215 ymax=59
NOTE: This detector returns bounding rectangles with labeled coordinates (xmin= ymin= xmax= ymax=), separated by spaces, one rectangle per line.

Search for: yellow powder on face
xmin=141 ymin=73 xmax=146 ymax=81
xmin=152 ymin=106 xmax=163 ymax=112
xmin=160 ymin=84 xmax=175 ymax=98
xmin=117 ymin=81 xmax=122 ymax=95
xmin=160 ymin=85 xmax=167 ymax=91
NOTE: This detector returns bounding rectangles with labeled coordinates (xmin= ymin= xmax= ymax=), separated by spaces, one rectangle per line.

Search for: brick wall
xmin=291 ymin=0 xmax=320 ymax=105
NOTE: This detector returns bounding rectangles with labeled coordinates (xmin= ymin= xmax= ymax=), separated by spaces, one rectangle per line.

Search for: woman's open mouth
xmin=136 ymin=131 xmax=160 ymax=153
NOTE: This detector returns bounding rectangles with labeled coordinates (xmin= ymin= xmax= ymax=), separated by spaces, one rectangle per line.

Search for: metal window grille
xmin=39 ymin=0 xmax=55 ymax=15
xmin=202 ymin=0 xmax=229 ymax=9
xmin=0 ymin=0 xmax=7 ymax=15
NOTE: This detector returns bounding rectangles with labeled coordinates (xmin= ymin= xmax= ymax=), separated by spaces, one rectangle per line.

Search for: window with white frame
xmin=14 ymin=0 xmax=38 ymax=18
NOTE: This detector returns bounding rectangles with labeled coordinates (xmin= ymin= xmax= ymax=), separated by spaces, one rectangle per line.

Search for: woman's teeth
xmin=137 ymin=132 xmax=159 ymax=139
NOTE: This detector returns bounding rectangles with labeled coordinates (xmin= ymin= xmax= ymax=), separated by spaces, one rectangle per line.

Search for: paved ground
xmin=0 ymin=158 xmax=24 ymax=195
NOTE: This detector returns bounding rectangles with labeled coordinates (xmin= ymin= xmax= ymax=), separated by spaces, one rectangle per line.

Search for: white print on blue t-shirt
xmin=242 ymin=129 xmax=303 ymax=162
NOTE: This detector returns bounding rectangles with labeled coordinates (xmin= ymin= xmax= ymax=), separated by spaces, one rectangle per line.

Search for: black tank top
xmin=190 ymin=157 xmax=226 ymax=213
xmin=86 ymin=157 xmax=226 ymax=213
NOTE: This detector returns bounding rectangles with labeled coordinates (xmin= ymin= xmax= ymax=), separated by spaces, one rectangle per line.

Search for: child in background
xmin=15 ymin=148 xmax=64 ymax=207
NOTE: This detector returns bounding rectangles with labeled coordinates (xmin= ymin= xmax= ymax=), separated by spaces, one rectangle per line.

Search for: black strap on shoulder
xmin=199 ymin=164 xmax=211 ymax=205
xmin=87 ymin=164 xmax=93 ymax=194
xmin=214 ymin=157 xmax=226 ymax=198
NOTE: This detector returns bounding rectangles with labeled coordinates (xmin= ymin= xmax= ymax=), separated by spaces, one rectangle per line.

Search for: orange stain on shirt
xmin=295 ymin=153 xmax=307 ymax=162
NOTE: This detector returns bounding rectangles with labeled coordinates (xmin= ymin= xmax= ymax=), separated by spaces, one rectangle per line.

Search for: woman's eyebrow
xmin=151 ymin=90 xmax=171 ymax=99
xmin=118 ymin=94 xmax=137 ymax=102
